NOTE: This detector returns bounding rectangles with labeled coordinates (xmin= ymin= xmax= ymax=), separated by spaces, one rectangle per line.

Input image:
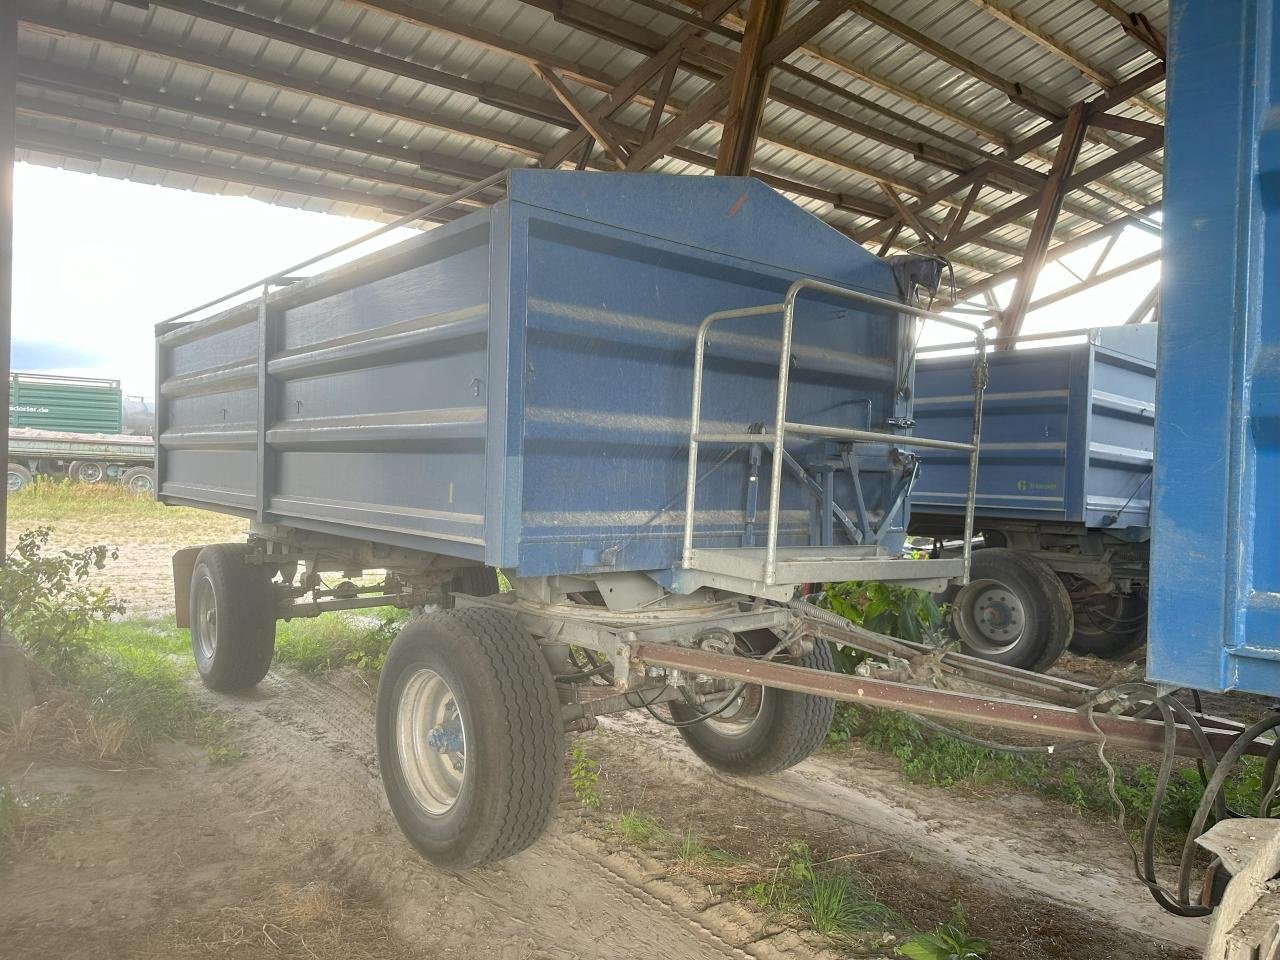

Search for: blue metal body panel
xmin=156 ymin=172 xmax=911 ymax=580
xmin=910 ymin=325 xmax=1156 ymax=531
xmin=1148 ymin=1 xmax=1280 ymax=695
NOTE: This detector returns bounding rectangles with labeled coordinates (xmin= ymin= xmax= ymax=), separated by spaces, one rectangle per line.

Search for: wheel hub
xmin=194 ymin=576 xmax=219 ymax=659
xmin=953 ymin=578 xmax=1025 ymax=655
xmin=396 ymin=669 xmax=466 ymax=815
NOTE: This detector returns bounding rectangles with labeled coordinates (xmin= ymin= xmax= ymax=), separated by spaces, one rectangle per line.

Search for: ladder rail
xmin=681 ymin=278 xmax=987 ymax=585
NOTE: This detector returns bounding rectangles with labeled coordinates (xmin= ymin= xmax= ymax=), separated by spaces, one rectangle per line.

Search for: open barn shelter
xmin=0 ymin=0 xmax=1167 ymax=543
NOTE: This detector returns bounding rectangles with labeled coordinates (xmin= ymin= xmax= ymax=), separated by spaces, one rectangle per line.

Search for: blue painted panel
xmin=1148 ymin=1 xmax=1280 ymax=694
xmin=156 ymin=171 xmax=910 ymax=579
xmin=911 ymin=326 xmax=1155 ymax=529
xmin=506 ymin=173 xmax=905 ymax=576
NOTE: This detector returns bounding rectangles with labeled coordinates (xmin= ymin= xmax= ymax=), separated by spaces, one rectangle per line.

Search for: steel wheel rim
xmin=702 ymin=684 xmax=765 ymax=737
xmin=194 ymin=575 xmax=218 ymax=660
xmin=963 ymin=583 xmax=1025 ymax=654
xmin=396 ymin=668 xmax=466 ymax=816
xmin=6 ymin=470 xmax=23 ymax=493
xmin=76 ymin=462 xmax=104 ymax=483
xmin=129 ymin=473 xmax=154 ymax=493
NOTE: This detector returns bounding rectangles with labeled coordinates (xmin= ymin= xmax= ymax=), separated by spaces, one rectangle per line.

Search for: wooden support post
xmin=998 ymin=104 xmax=1089 ymax=341
xmin=715 ymin=0 xmax=789 ymax=176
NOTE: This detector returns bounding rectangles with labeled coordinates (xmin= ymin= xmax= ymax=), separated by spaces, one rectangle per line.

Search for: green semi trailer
xmin=7 ymin=373 xmax=156 ymax=494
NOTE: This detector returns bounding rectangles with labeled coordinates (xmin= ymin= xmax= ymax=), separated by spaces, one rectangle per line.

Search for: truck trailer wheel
xmin=1068 ymin=589 xmax=1148 ymax=660
xmin=376 ymin=608 xmax=563 ymax=867
xmin=189 ymin=544 xmax=277 ymax=692
xmin=948 ymin=549 xmax=1074 ymax=672
xmin=68 ymin=460 xmax=106 ymax=484
xmin=669 ymin=630 xmax=836 ymax=775
xmin=7 ymin=463 xmax=32 ymax=493
xmin=121 ymin=466 xmax=156 ymax=495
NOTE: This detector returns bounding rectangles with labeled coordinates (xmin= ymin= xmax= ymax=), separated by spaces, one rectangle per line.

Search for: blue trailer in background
xmin=910 ymin=325 xmax=1157 ymax=669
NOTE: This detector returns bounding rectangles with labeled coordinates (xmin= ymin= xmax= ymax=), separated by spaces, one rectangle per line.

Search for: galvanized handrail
xmin=681 ymin=277 xmax=987 ymax=585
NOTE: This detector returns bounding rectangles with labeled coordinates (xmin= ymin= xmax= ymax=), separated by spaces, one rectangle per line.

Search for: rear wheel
xmin=121 ymin=466 xmax=156 ymax=495
xmin=670 ymin=630 xmax=835 ymax=775
xmin=68 ymin=460 xmax=106 ymax=484
xmin=189 ymin=544 xmax=277 ymax=691
xmin=947 ymin=548 xmax=1074 ymax=671
xmin=6 ymin=463 xmax=32 ymax=493
xmin=376 ymin=608 xmax=563 ymax=867
xmin=1069 ymin=588 xmax=1148 ymax=660
xmin=444 ymin=566 xmax=501 ymax=607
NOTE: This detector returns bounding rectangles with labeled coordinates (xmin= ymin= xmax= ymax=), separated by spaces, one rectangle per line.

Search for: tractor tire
xmin=189 ymin=544 xmax=277 ymax=692
xmin=7 ymin=463 xmax=32 ymax=494
xmin=946 ymin=548 xmax=1074 ymax=672
xmin=376 ymin=608 xmax=563 ymax=867
xmin=670 ymin=630 xmax=836 ymax=775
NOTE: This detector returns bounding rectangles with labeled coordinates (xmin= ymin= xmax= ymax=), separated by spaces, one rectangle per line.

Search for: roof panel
xmin=13 ymin=0 xmax=1167 ymax=290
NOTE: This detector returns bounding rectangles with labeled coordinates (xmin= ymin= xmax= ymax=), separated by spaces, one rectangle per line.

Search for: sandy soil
xmin=2 ymin=499 xmax=1205 ymax=958
xmin=3 ymin=660 xmax=1203 ymax=960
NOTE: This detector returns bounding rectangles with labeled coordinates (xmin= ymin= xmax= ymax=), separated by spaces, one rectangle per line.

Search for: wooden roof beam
xmin=997 ymin=104 xmax=1088 ymax=339
xmin=716 ymin=0 xmax=792 ymax=176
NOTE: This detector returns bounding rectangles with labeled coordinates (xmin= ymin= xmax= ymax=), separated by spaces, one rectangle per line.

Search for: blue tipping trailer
xmin=157 ymin=170 xmax=988 ymax=867
xmin=909 ymin=325 xmax=1157 ymax=667
xmin=155 ymin=3 xmax=1280 ymax=935
xmin=156 ymin=171 xmax=969 ymax=591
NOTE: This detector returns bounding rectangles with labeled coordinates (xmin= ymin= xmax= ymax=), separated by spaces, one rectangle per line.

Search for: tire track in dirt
xmin=198 ymin=666 xmax=808 ymax=960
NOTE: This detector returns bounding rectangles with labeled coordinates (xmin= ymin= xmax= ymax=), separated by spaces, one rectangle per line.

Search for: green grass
xmin=828 ymin=704 xmax=1266 ymax=839
xmin=7 ymin=477 xmax=167 ymax=523
xmin=746 ymin=842 xmax=902 ymax=942
xmin=274 ymin=610 xmax=406 ymax=675
xmin=613 ymin=811 xmax=669 ymax=847
xmin=76 ymin=618 xmax=232 ymax=750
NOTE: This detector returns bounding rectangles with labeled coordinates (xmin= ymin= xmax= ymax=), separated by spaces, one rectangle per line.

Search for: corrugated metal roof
xmin=13 ymin=0 xmax=1167 ymax=291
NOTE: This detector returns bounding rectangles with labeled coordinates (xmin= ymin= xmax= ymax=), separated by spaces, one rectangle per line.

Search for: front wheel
xmin=376 ymin=608 xmax=563 ymax=867
xmin=946 ymin=548 xmax=1074 ymax=672
xmin=670 ymin=630 xmax=835 ymax=775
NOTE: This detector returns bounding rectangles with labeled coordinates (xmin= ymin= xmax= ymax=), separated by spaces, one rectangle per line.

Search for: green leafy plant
xmin=897 ymin=906 xmax=990 ymax=960
xmin=569 ymin=741 xmax=602 ymax=809
xmin=823 ymin=580 xmax=944 ymax=644
xmin=0 ymin=527 xmax=124 ymax=672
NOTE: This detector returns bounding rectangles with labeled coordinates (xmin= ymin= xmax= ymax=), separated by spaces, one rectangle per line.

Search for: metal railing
xmin=680 ymin=277 xmax=988 ymax=585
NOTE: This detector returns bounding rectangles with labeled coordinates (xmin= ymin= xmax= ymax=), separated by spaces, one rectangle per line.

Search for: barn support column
xmin=0 ymin=0 xmax=32 ymax=717
xmin=2 ymin=0 xmax=16 ymax=557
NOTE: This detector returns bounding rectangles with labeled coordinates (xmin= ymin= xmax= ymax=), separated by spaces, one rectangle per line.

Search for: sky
xmin=10 ymin=162 xmax=1161 ymax=396
xmin=11 ymin=163 xmax=419 ymax=396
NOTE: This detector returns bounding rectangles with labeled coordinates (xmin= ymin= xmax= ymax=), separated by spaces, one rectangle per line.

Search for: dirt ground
xmin=2 ymin=503 xmax=1208 ymax=959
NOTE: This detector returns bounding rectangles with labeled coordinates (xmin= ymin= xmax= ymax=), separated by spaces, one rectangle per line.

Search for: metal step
xmin=681 ymin=544 xmax=962 ymax=588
